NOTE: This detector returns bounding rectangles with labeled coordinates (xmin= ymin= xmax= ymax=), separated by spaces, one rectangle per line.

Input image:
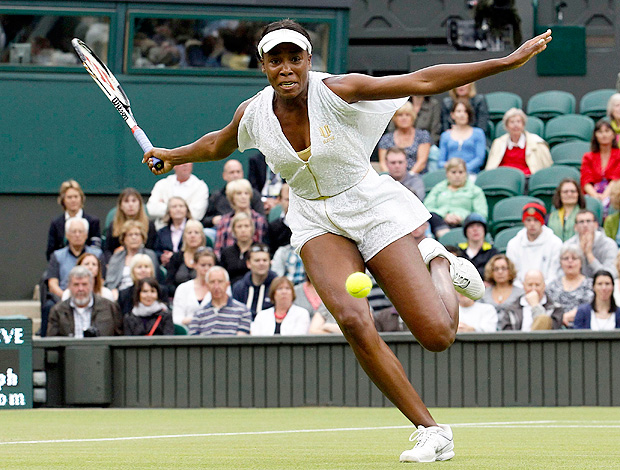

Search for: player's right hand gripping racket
xmin=71 ymin=38 xmax=164 ymax=171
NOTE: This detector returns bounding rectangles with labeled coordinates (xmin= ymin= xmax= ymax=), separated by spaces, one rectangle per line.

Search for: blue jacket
xmin=48 ymin=245 xmax=103 ymax=290
xmin=573 ymin=304 xmax=620 ymax=329
xmin=232 ymin=270 xmax=277 ymax=319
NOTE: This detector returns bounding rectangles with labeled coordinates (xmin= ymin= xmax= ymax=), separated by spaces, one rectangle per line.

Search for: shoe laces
xmin=451 ymin=265 xmax=471 ymax=289
xmin=408 ymin=425 xmax=436 ymax=448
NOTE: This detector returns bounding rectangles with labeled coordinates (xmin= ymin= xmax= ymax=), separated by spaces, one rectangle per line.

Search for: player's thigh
xmin=299 ymin=234 xmax=373 ymax=328
xmin=366 ymin=233 xmax=450 ymax=331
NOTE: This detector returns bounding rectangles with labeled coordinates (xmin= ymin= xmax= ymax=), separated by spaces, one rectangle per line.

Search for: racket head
xmin=71 ymin=38 xmax=131 ymax=108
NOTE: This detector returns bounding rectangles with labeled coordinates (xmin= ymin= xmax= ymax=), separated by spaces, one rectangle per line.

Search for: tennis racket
xmin=71 ymin=38 xmax=163 ymax=171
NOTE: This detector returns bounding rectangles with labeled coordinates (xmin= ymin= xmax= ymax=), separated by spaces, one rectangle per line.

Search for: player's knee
xmin=421 ymin=330 xmax=455 ymax=353
xmin=335 ymin=306 xmax=374 ymax=339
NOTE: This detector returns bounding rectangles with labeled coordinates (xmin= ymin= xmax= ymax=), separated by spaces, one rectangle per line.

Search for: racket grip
xmin=133 ymin=127 xmax=164 ymax=171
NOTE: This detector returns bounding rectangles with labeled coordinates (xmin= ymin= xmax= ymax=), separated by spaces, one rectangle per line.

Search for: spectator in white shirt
xmin=506 ymin=202 xmax=562 ymax=287
xmin=457 ymin=292 xmax=498 ymax=333
xmin=498 ymin=270 xmax=563 ymax=331
xmin=146 ymin=162 xmax=208 ymax=229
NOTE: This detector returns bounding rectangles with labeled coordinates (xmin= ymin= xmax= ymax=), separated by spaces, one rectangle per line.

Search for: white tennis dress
xmin=238 ymin=71 xmax=430 ymax=261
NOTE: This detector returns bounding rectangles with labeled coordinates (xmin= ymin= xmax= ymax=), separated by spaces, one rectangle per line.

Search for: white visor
xmin=257 ymin=29 xmax=312 ymax=58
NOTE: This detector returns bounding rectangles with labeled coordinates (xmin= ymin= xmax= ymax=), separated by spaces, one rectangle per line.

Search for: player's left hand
xmin=143 ymin=147 xmax=174 ymax=175
xmin=504 ymin=29 xmax=552 ymax=70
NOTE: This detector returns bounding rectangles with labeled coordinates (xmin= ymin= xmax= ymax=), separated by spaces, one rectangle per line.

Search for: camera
xmin=83 ymin=327 xmax=100 ymax=338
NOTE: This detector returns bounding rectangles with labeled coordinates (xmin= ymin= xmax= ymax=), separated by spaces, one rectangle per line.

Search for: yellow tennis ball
xmin=345 ymin=272 xmax=372 ymax=298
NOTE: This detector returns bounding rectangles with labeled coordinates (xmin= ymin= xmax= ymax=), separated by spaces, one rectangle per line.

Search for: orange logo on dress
xmin=318 ymin=125 xmax=335 ymax=143
xmin=318 ymin=125 xmax=331 ymax=138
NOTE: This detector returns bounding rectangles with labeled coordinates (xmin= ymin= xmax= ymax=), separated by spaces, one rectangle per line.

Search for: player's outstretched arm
xmin=143 ymin=100 xmax=251 ymax=175
xmin=327 ymin=29 xmax=552 ymax=103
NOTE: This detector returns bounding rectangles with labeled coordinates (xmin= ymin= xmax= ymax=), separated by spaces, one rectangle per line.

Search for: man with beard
xmin=47 ymin=266 xmax=122 ymax=337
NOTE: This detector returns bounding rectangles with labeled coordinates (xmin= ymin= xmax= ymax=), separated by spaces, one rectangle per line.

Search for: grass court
xmin=3 ymin=407 xmax=620 ymax=469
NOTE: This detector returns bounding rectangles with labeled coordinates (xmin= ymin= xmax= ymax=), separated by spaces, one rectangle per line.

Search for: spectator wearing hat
xmin=563 ymin=209 xmax=618 ymax=278
xmin=505 ymin=202 xmax=562 ymax=288
xmin=457 ymin=213 xmax=498 ymax=278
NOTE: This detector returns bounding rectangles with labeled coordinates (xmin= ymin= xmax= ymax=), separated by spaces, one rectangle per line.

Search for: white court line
xmin=1 ymin=420 xmax=619 ymax=446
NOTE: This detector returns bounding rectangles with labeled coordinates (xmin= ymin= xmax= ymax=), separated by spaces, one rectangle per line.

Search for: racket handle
xmin=132 ymin=127 xmax=164 ymax=171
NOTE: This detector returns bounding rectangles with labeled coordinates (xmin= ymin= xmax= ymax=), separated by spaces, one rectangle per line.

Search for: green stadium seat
xmin=550 ymin=140 xmax=590 ymax=170
xmin=174 ymin=323 xmax=188 ymax=335
xmin=579 ymin=89 xmax=616 ymax=120
xmin=421 ymin=169 xmax=446 ymax=197
xmin=438 ymin=227 xmax=467 ymax=247
xmin=526 ymin=90 xmax=576 ymax=121
xmin=585 ymin=195 xmax=603 ymax=225
xmin=527 ymin=165 xmax=581 ymax=212
xmin=485 ymin=91 xmax=523 ymax=122
xmin=487 ymin=120 xmax=495 ymax=140
xmin=438 ymin=226 xmax=493 ymax=248
xmin=268 ymin=204 xmax=283 ymax=223
xmin=491 ymin=196 xmax=545 ymax=235
xmin=494 ymin=115 xmax=545 ymax=139
xmin=475 ymin=167 xmax=526 ymax=217
xmin=544 ymin=114 xmax=595 ymax=147
xmin=492 ymin=225 xmax=523 ymax=253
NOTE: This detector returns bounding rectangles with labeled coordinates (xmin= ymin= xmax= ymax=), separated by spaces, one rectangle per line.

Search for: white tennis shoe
xmin=417 ymin=238 xmax=484 ymax=300
xmin=399 ymin=424 xmax=455 ymax=463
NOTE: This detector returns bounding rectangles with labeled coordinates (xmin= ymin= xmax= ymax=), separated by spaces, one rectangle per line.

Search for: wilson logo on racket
xmin=112 ymin=97 xmax=130 ymax=122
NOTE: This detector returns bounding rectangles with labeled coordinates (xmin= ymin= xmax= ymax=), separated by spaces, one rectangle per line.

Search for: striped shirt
xmin=188 ymin=297 xmax=251 ymax=336
xmin=213 ymin=209 xmax=268 ymax=257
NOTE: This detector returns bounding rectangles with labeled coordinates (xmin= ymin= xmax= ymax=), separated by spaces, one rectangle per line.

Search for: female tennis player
xmin=144 ymin=20 xmax=551 ymax=462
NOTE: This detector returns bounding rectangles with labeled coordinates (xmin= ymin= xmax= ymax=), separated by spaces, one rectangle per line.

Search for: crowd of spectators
xmin=40 ymin=87 xmax=620 ymax=338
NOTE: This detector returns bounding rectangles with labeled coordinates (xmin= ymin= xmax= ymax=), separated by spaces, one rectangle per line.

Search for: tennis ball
xmin=345 ymin=272 xmax=372 ymax=298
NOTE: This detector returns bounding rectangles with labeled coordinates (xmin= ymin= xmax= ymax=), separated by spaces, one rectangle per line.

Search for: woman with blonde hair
xmin=607 ymin=93 xmax=620 ymax=142
xmin=47 ymin=179 xmax=101 ymax=260
xmin=165 ymin=219 xmax=206 ymax=296
xmin=117 ymin=253 xmax=169 ymax=315
xmin=219 ymin=211 xmax=254 ymax=284
xmin=104 ymin=188 xmax=156 ymax=260
xmin=154 ymin=196 xmax=193 ymax=267
xmin=378 ymin=101 xmax=431 ymax=174
xmin=485 ymin=107 xmax=552 ymax=176
xmin=424 ymin=157 xmax=488 ymax=226
xmin=214 ymin=178 xmax=268 ymax=256
xmin=105 ymin=220 xmax=159 ymax=299
xmin=61 ymin=252 xmax=113 ymax=301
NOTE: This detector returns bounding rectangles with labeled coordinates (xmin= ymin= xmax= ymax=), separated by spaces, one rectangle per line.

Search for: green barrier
xmin=536 ymin=25 xmax=586 ymax=76
xmin=0 ymin=318 xmax=33 ymax=409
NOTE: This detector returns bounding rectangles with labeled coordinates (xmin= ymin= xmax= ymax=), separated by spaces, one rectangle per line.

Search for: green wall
xmin=33 ymin=331 xmax=620 ymax=408
xmin=0 ymin=73 xmax=267 ymax=194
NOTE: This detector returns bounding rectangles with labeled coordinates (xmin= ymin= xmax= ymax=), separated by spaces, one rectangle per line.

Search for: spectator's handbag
xmin=147 ymin=316 xmax=162 ymax=336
